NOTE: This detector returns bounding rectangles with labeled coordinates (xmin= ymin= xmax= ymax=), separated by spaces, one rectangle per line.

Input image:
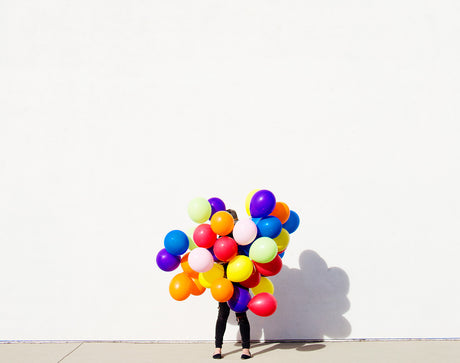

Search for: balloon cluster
xmin=155 ymin=189 xmax=300 ymax=317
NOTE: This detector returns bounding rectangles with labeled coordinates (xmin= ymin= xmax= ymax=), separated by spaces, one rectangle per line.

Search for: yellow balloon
xmin=227 ymin=255 xmax=253 ymax=282
xmin=274 ymin=228 xmax=290 ymax=252
xmin=198 ymin=263 xmax=224 ymax=288
xmin=251 ymin=276 xmax=274 ymax=295
xmin=245 ymin=189 xmax=260 ymax=216
xmin=186 ymin=226 xmax=198 ymax=251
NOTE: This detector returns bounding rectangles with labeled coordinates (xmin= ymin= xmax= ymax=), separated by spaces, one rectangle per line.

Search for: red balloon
xmin=239 ymin=265 xmax=261 ymax=289
xmin=213 ymin=236 xmax=238 ymax=262
xmin=253 ymin=255 xmax=283 ymax=277
xmin=247 ymin=292 xmax=277 ymax=317
xmin=193 ymin=224 xmax=217 ymax=248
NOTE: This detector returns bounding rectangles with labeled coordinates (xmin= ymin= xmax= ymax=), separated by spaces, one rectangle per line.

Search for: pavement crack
xmin=57 ymin=342 xmax=84 ymax=362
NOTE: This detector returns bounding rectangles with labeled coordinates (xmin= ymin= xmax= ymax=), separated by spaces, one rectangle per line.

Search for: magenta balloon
xmin=250 ymin=190 xmax=276 ymax=218
xmin=247 ymin=292 xmax=277 ymax=317
xmin=193 ymin=223 xmax=217 ymax=248
xmin=213 ymin=236 xmax=238 ymax=262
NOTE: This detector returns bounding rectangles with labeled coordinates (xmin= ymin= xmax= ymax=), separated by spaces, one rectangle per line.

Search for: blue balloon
xmin=238 ymin=242 xmax=252 ymax=257
xmin=156 ymin=248 xmax=181 ymax=271
xmin=164 ymin=230 xmax=189 ymax=256
xmin=257 ymin=216 xmax=282 ymax=238
xmin=278 ymin=251 xmax=285 ymax=259
xmin=283 ymin=211 xmax=300 ymax=234
xmin=228 ymin=285 xmax=251 ymax=313
xmin=252 ymin=218 xmax=262 ymax=238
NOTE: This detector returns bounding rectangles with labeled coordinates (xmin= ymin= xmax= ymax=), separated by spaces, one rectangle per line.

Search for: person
xmin=213 ymin=209 xmax=252 ymax=360
xmin=213 ymin=302 xmax=251 ymax=359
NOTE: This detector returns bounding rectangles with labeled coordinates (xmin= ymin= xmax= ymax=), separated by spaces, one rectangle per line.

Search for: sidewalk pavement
xmin=0 ymin=340 xmax=459 ymax=363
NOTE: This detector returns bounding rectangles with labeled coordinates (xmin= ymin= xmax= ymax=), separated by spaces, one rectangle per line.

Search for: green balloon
xmin=186 ymin=226 xmax=198 ymax=250
xmin=249 ymin=237 xmax=278 ymax=263
xmin=187 ymin=197 xmax=212 ymax=223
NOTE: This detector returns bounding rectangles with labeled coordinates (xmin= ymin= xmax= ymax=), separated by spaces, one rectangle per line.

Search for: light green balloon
xmin=249 ymin=237 xmax=278 ymax=263
xmin=187 ymin=197 xmax=212 ymax=223
xmin=186 ymin=226 xmax=198 ymax=250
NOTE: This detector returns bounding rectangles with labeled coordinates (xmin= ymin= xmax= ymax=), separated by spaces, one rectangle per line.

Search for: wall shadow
xmin=229 ymin=249 xmax=351 ymax=343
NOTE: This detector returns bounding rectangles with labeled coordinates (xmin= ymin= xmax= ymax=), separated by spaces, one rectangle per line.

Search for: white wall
xmin=1 ymin=0 xmax=459 ymax=341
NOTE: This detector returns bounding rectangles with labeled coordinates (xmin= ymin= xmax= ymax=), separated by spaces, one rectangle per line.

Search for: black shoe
xmin=241 ymin=353 xmax=252 ymax=359
xmin=213 ymin=353 xmax=222 ymax=359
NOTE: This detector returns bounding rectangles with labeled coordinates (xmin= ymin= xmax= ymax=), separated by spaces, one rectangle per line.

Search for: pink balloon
xmin=233 ymin=219 xmax=258 ymax=246
xmin=188 ymin=247 xmax=214 ymax=273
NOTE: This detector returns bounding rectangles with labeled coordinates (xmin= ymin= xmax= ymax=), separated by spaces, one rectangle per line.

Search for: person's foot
xmin=213 ymin=348 xmax=222 ymax=359
xmin=241 ymin=348 xmax=252 ymax=359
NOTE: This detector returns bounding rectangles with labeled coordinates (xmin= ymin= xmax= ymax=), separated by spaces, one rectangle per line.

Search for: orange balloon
xmin=169 ymin=272 xmax=193 ymax=301
xmin=181 ymin=252 xmax=199 ymax=278
xmin=210 ymin=211 xmax=234 ymax=236
xmin=190 ymin=277 xmax=206 ymax=296
xmin=210 ymin=277 xmax=234 ymax=302
xmin=269 ymin=202 xmax=290 ymax=224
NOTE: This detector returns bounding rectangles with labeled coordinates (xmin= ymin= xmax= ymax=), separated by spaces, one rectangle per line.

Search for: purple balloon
xmin=228 ymin=285 xmax=251 ymax=313
xmin=208 ymin=197 xmax=226 ymax=218
xmin=250 ymin=190 xmax=276 ymax=218
xmin=208 ymin=246 xmax=220 ymax=262
xmin=156 ymin=248 xmax=181 ymax=271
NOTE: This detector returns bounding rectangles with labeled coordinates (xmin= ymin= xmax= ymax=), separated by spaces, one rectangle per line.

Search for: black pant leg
xmin=215 ymin=302 xmax=230 ymax=348
xmin=236 ymin=312 xmax=250 ymax=349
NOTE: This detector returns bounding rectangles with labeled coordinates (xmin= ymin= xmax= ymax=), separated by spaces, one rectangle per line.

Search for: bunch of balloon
xmin=242 ymin=189 xmax=300 ymax=316
xmin=155 ymin=190 xmax=300 ymax=318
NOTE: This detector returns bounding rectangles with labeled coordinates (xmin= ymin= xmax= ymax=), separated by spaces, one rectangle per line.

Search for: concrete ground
xmin=0 ymin=341 xmax=459 ymax=363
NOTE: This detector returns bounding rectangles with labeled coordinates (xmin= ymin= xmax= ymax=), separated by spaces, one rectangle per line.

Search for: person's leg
xmin=214 ymin=302 xmax=230 ymax=357
xmin=236 ymin=312 xmax=251 ymax=358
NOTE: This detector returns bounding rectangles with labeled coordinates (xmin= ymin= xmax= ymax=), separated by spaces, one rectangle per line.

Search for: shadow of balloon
xmin=230 ymin=249 xmax=351 ymax=343
xmin=223 ymin=342 xmax=326 ymax=358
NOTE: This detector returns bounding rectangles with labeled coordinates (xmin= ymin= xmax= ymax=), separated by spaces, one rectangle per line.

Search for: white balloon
xmin=188 ymin=247 xmax=214 ymax=273
xmin=233 ymin=218 xmax=258 ymax=246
